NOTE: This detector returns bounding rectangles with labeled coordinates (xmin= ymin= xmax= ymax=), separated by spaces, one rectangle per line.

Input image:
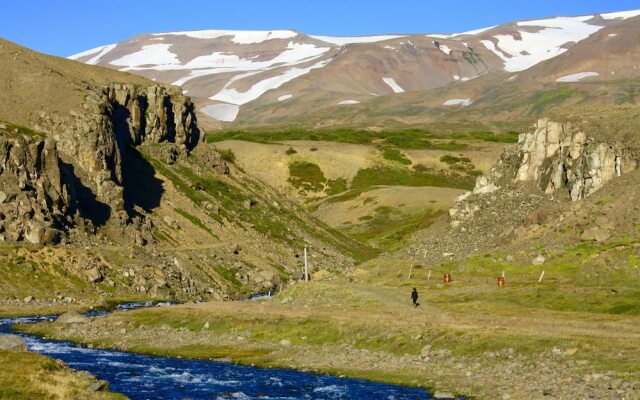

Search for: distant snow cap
xmin=337 ymin=100 xmax=360 ymax=105
xmin=555 ymin=72 xmax=599 ymax=82
xmin=480 ymin=16 xmax=604 ymax=72
xmin=443 ymin=98 xmax=473 ymax=106
xmin=382 ymin=77 xmax=405 ymax=93
xmin=600 ymin=9 xmax=640 ymax=20
xmin=278 ymin=94 xmax=293 ymax=101
xmin=309 ymin=35 xmax=405 ymax=46
xmin=153 ymin=30 xmax=298 ymax=44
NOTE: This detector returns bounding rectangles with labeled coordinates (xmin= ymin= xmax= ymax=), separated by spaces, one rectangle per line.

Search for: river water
xmin=0 ymin=303 xmax=438 ymax=400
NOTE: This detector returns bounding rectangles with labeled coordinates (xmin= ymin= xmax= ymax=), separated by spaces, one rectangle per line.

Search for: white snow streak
xmin=382 ymin=77 xmax=404 ymax=93
xmin=555 ymin=72 xmax=599 ymax=82
xmin=337 ymin=100 xmax=360 ymax=105
xmin=443 ymin=98 xmax=472 ymax=106
xmin=210 ymin=59 xmax=331 ymax=105
xmin=278 ymin=94 xmax=293 ymax=101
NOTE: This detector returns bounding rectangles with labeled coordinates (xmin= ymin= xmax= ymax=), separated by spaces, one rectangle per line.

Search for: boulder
xmin=532 ymin=255 xmax=546 ymax=265
xmin=86 ymin=267 xmax=103 ymax=283
xmin=56 ymin=312 xmax=89 ymax=324
xmin=580 ymin=227 xmax=610 ymax=242
xmin=433 ymin=391 xmax=456 ymax=399
xmin=0 ymin=334 xmax=28 ymax=352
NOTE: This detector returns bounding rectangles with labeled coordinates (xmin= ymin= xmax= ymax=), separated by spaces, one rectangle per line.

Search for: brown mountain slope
xmin=0 ymin=38 xmax=150 ymax=129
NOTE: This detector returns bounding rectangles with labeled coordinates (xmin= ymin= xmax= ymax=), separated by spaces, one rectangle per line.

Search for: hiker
xmin=411 ymin=288 xmax=420 ymax=308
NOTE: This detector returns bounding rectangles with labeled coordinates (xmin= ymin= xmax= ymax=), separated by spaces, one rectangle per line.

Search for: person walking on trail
xmin=411 ymin=288 xmax=420 ymax=308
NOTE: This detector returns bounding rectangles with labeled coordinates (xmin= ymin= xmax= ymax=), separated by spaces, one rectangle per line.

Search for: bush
xmin=217 ymin=148 xmax=236 ymax=163
xmin=285 ymin=147 xmax=298 ymax=155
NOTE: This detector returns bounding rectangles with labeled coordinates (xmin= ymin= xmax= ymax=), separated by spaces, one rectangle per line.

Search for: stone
xmin=473 ymin=176 xmax=499 ymax=195
xmin=86 ymin=267 xmax=103 ymax=283
xmin=56 ymin=312 xmax=89 ymax=324
xmin=0 ymin=191 xmax=6 ymax=204
xmin=580 ymin=227 xmax=611 ymax=242
xmin=421 ymin=344 xmax=432 ymax=357
xmin=203 ymin=322 xmax=210 ymax=329
xmin=86 ymin=380 xmax=109 ymax=394
xmin=433 ymin=391 xmax=456 ymax=399
xmin=565 ymin=347 xmax=578 ymax=356
xmin=279 ymin=339 xmax=292 ymax=347
xmin=23 ymin=296 xmax=34 ymax=303
xmin=532 ymin=255 xmax=546 ymax=265
xmin=0 ymin=335 xmax=28 ymax=352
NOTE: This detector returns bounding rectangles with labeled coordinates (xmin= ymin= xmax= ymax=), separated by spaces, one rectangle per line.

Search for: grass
xmin=174 ymin=208 xmax=219 ymax=239
xmin=527 ymin=87 xmax=580 ymax=115
xmin=205 ymin=127 xmax=520 ymax=150
xmin=382 ymin=148 xmax=412 ymax=165
xmin=351 ymin=166 xmax=475 ymax=191
xmin=348 ymin=207 xmax=444 ymax=251
xmin=216 ymin=148 xmax=236 ymax=163
xmin=0 ymin=351 xmax=126 ymax=399
xmin=440 ymin=155 xmax=471 ymax=164
xmin=0 ymin=120 xmax=46 ymax=140
xmin=288 ymin=161 xmax=326 ymax=192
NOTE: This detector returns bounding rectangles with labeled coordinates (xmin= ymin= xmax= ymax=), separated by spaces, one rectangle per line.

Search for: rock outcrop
xmin=0 ymin=83 xmax=200 ymax=245
xmin=37 ymin=84 xmax=200 ymax=213
xmin=514 ymin=118 xmax=637 ymax=201
xmin=0 ymin=132 xmax=69 ymax=244
xmin=450 ymin=118 xmax=638 ymax=227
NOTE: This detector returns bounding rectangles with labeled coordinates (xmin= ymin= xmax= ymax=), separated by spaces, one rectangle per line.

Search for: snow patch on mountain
xmin=337 ymin=100 xmax=360 ymax=105
xmin=480 ymin=17 xmax=603 ymax=72
xmin=210 ymin=59 xmax=332 ymax=105
xmin=556 ymin=72 xmax=599 ymax=82
xmin=201 ymin=104 xmax=240 ymax=122
xmin=278 ymin=94 xmax=293 ymax=101
xmin=153 ymin=30 xmax=298 ymax=44
xmin=309 ymin=35 xmax=405 ymax=45
xmin=111 ymin=44 xmax=181 ymax=69
xmin=443 ymin=98 xmax=472 ymax=106
xmin=382 ymin=77 xmax=404 ymax=93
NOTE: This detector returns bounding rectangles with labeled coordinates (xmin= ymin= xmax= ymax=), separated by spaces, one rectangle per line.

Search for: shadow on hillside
xmin=111 ymin=103 xmax=164 ymax=217
xmin=61 ymin=161 xmax=111 ymax=227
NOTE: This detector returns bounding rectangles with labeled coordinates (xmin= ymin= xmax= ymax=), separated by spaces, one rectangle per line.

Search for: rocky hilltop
xmin=406 ymin=110 xmax=639 ymax=263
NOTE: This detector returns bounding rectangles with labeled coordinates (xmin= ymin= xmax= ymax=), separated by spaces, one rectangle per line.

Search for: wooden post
xmin=408 ymin=265 xmax=414 ymax=279
xmin=538 ymin=270 xmax=545 ymax=283
xmin=304 ymin=246 xmax=309 ymax=282
xmin=427 ymin=270 xmax=432 ymax=280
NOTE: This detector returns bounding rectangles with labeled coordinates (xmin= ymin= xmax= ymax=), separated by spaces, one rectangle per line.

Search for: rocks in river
xmin=0 ymin=334 xmax=28 ymax=352
xmin=57 ymin=312 xmax=90 ymax=324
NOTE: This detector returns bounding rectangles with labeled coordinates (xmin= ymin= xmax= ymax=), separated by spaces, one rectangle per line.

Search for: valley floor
xmin=14 ymin=255 xmax=640 ymax=400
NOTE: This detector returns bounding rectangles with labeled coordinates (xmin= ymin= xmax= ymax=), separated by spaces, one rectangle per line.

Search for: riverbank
xmin=0 ymin=347 xmax=126 ymax=400
xmin=19 ymin=261 xmax=640 ymax=400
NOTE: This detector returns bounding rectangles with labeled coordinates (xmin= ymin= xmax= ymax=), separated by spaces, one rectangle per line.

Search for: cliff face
xmin=35 ymin=84 xmax=200 ymax=215
xmin=1 ymin=83 xmax=200 ymax=244
xmin=0 ymin=131 xmax=68 ymax=244
xmin=449 ymin=118 xmax=639 ymax=228
xmin=514 ymin=119 xmax=637 ymax=201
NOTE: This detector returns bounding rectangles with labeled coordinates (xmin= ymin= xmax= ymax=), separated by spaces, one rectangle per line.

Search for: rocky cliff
xmin=451 ymin=118 xmax=639 ymax=228
xmin=403 ymin=117 xmax=639 ymax=264
xmin=0 ymin=129 xmax=69 ymax=244
xmin=1 ymin=83 xmax=200 ymax=244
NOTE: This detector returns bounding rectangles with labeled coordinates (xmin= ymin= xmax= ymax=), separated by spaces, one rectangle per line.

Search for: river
xmin=0 ymin=303 xmax=437 ymax=399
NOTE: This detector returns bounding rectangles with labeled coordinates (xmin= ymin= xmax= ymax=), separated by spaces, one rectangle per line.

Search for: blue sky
xmin=2 ymin=0 xmax=639 ymax=56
